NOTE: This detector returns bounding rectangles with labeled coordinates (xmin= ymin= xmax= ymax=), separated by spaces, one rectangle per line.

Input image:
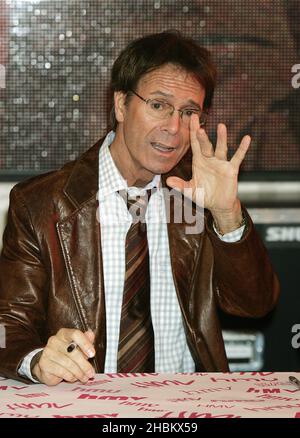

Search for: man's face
xmin=112 ymin=63 xmax=206 ymax=186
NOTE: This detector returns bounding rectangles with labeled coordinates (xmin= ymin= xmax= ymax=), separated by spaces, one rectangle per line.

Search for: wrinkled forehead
xmin=136 ymin=64 xmax=204 ymax=96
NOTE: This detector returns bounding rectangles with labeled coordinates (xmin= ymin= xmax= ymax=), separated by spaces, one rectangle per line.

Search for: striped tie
xmin=117 ymin=189 xmax=155 ymax=372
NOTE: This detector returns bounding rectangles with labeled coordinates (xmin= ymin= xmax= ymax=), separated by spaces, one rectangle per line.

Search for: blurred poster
xmin=0 ymin=0 xmax=299 ymax=175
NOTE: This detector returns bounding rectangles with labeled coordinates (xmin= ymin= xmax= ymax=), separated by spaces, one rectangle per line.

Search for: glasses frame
xmin=129 ymin=89 xmax=208 ymax=127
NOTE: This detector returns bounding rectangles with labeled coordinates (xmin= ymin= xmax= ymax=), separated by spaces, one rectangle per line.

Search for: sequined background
xmin=0 ymin=0 xmax=300 ymax=177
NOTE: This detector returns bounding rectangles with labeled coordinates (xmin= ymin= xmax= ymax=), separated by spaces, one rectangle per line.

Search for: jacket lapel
xmin=162 ymin=163 xmax=217 ymax=371
xmin=162 ymin=152 xmax=204 ymax=314
xmin=163 ymin=186 xmax=204 ymax=312
xmin=57 ymin=138 xmax=106 ymax=371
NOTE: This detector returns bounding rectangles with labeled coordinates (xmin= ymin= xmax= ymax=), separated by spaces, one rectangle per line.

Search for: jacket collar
xmin=63 ymin=133 xmax=166 ymax=207
xmin=63 ymin=137 xmax=104 ymax=208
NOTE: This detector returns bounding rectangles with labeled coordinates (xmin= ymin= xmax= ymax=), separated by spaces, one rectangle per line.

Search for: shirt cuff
xmin=213 ymin=222 xmax=246 ymax=242
xmin=18 ymin=348 xmax=44 ymax=383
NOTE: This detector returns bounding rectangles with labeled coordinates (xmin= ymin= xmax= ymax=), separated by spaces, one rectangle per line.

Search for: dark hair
xmin=109 ymin=30 xmax=217 ymax=130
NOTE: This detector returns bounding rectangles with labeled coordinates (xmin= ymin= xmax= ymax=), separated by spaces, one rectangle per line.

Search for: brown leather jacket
xmin=0 ymin=138 xmax=280 ymax=382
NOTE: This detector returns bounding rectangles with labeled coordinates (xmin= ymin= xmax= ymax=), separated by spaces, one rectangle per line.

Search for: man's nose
xmin=161 ymin=111 xmax=181 ymax=135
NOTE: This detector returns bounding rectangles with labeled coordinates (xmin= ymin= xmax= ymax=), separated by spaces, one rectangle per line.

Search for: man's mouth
xmin=151 ymin=142 xmax=176 ymax=153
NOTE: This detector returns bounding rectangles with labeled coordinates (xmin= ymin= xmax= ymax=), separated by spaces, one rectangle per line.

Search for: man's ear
xmin=114 ymin=91 xmax=127 ymax=123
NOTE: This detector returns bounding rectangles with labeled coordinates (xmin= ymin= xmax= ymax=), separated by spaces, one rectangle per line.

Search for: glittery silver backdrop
xmin=0 ymin=0 xmax=300 ymax=176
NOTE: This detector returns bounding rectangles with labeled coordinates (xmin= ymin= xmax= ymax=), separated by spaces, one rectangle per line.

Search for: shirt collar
xmin=98 ymin=131 xmax=161 ymax=200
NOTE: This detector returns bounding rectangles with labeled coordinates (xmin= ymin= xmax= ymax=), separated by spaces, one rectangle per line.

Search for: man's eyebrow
xmin=149 ymin=91 xmax=201 ymax=109
xmin=149 ymin=90 xmax=173 ymax=98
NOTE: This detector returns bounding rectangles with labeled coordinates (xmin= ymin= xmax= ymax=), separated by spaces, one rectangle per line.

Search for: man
xmin=0 ymin=31 xmax=279 ymax=385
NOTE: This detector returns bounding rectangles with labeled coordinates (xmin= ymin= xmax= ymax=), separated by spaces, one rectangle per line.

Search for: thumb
xmin=166 ymin=176 xmax=190 ymax=193
xmin=84 ymin=329 xmax=95 ymax=344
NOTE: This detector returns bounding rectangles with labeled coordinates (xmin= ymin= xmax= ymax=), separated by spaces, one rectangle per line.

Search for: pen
xmin=67 ymin=342 xmax=77 ymax=353
xmin=67 ymin=341 xmax=95 ymax=358
xmin=289 ymin=375 xmax=300 ymax=389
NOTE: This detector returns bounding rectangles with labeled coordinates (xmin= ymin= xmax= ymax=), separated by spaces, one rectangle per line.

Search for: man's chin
xmin=153 ymin=156 xmax=183 ymax=173
xmin=149 ymin=164 xmax=176 ymax=176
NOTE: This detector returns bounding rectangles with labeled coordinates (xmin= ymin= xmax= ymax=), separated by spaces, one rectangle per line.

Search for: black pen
xmin=67 ymin=342 xmax=77 ymax=353
xmin=289 ymin=375 xmax=300 ymax=389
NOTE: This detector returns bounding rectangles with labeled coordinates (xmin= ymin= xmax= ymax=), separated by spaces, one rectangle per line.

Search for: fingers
xmin=190 ymin=116 xmax=250 ymax=168
xmin=230 ymin=135 xmax=251 ymax=168
xmin=190 ymin=114 xmax=214 ymax=159
xmin=165 ymin=176 xmax=190 ymax=193
xmin=57 ymin=328 xmax=95 ymax=359
xmin=84 ymin=329 xmax=95 ymax=344
xmin=51 ymin=335 xmax=95 ymax=376
xmin=37 ymin=360 xmax=78 ymax=386
xmin=215 ymin=123 xmax=228 ymax=160
xmin=36 ymin=328 xmax=96 ymax=386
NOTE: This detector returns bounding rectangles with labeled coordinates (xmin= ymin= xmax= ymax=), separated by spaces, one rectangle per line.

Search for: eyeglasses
xmin=129 ymin=89 xmax=208 ymax=128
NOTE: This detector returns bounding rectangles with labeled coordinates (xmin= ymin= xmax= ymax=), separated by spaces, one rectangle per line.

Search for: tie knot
xmin=119 ymin=189 xmax=155 ymax=223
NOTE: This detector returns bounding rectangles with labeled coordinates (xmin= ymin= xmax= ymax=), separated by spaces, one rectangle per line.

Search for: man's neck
xmin=109 ymin=134 xmax=154 ymax=188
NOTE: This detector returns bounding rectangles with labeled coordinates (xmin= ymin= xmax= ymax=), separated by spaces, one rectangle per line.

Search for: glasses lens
xmin=145 ymin=97 xmax=208 ymax=127
xmin=146 ymin=99 xmax=173 ymax=119
xmin=181 ymin=110 xmax=206 ymax=128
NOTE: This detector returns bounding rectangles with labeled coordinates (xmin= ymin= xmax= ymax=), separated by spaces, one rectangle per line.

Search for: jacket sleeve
xmin=0 ymin=186 xmax=46 ymax=382
xmin=205 ymin=206 xmax=280 ymax=318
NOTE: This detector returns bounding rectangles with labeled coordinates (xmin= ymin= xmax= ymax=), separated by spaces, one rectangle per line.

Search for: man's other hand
xmin=32 ymin=328 xmax=96 ymax=386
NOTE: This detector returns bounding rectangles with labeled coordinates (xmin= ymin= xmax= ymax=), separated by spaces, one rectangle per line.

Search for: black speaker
xmin=220 ymin=208 xmax=300 ymax=372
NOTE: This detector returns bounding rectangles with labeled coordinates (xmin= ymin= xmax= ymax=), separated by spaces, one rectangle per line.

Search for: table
xmin=0 ymin=372 xmax=299 ymax=418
